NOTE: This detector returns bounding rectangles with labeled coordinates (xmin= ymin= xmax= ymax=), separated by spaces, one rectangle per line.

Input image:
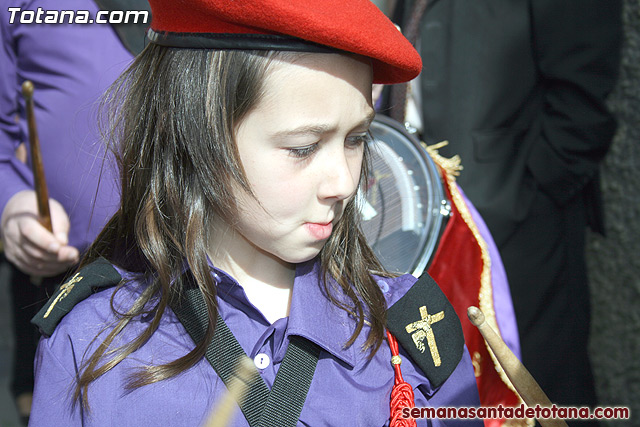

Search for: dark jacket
xmin=411 ymin=0 xmax=622 ymax=244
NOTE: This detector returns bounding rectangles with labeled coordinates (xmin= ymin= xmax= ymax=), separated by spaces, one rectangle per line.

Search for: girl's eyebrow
xmin=271 ymin=110 xmax=376 ymax=138
xmin=272 ymin=123 xmax=333 ymax=138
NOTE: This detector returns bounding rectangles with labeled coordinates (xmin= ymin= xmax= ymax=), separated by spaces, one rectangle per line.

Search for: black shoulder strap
xmin=171 ymin=283 xmax=268 ymax=426
xmin=32 ymin=257 xmax=122 ymax=336
xmin=170 ymin=276 xmax=321 ymax=427
xmin=258 ymin=335 xmax=320 ymax=427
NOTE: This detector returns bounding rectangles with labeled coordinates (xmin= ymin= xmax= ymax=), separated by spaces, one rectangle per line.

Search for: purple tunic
xmin=31 ymin=260 xmax=482 ymax=426
xmin=0 ymin=0 xmax=133 ymax=252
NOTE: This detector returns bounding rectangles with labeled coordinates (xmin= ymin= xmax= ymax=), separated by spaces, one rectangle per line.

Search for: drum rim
xmin=367 ymin=115 xmax=448 ymax=277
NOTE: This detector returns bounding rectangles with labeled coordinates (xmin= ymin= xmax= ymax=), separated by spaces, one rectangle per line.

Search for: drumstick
xmin=467 ymin=306 xmax=568 ymax=427
xmin=203 ymin=356 xmax=255 ymax=427
xmin=21 ymin=80 xmax=52 ymax=232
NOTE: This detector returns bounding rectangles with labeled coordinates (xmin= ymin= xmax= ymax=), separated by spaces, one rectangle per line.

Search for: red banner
xmin=427 ymin=159 xmax=529 ymax=427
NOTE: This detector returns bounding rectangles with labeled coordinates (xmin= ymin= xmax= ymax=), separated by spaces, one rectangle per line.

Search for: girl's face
xmin=212 ymin=53 xmax=374 ymax=271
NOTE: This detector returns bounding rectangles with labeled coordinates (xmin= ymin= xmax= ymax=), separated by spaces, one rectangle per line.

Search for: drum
xmin=361 ymin=115 xmax=450 ymax=277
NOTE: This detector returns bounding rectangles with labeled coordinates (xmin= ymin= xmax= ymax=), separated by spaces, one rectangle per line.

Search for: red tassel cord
xmin=387 ymin=330 xmax=417 ymax=427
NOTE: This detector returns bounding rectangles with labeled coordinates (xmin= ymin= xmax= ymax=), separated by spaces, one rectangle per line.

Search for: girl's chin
xmin=276 ymin=245 xmax=324 ymax=265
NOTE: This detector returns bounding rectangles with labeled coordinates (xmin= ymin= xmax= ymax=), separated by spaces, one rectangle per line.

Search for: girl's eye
xmin=346 ymin=133 xmax=371 ymax=148
xmin=288 ymin=143 xmax=319 ymax=158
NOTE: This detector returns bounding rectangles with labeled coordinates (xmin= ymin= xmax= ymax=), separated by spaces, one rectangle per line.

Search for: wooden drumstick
xmin=21 ymin=80 xmax=52 ymax=232
xmin=467 ymin=306 xmax=568 ymax=427
xmin=203 ymin=356 xmax=255 ymax=427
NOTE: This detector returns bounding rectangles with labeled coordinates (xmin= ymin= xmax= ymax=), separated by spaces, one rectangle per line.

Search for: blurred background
xmin=584 ymin=0 xmax=640 ymax=423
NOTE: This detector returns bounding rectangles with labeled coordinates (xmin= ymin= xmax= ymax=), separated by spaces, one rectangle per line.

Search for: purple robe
xmin=0 ymin=0 xmax=133 ymax=252
xmin=31 ymin=260 xmax=483 ymax=426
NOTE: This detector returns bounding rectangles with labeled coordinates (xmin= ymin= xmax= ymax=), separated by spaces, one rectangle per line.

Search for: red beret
xmin=146 ymin=0 xmax=422 ymax=84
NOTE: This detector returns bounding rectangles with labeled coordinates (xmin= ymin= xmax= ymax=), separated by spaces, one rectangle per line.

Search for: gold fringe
xmin=425 ymin=142 xmax=533 ymax=427
xmin=421 ymin=140 xmax=463 ymax=180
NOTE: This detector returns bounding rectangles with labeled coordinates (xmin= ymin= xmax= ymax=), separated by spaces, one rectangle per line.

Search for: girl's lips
xmin=305 ymin=222 xmax=333 ymax=240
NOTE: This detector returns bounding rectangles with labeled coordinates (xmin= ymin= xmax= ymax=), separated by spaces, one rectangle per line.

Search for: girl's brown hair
xmin=76 ymin=44 xmax=390 ymax=409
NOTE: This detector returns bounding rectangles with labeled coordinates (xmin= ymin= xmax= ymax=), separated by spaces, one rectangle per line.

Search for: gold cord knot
xmin=421 ymin=140 xmax=463 ymax=180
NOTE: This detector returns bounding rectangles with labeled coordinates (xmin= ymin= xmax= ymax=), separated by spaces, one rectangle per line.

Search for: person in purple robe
xmin=0 ymin=1 xmax=148 ymax=423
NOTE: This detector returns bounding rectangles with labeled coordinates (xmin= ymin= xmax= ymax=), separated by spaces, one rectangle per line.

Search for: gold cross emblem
xmin=405 ymin=305 xmax=445 ymax=366
xmin=43 ymin=273 xmax=83 ymax=318
xmin=472 ymin=351 xmax=482 ymax=377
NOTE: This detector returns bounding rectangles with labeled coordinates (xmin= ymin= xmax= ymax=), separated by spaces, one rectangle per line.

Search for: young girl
xmin=30 ymin=1 xmax=481 ymax=425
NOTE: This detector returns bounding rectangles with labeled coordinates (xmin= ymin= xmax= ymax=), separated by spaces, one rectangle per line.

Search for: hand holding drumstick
xmin=0 ymin=81 xmax=79 ymax=277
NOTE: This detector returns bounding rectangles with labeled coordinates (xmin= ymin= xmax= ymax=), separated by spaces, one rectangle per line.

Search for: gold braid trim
xmin=424 ymin=141 xmax=531 ymax=427
xmin=422 ymin=141 xmax=463 ymax=180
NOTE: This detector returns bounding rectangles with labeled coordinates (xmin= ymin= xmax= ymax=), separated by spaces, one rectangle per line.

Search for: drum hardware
xmin=362 ymin=114 xmax=450 ymax=277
